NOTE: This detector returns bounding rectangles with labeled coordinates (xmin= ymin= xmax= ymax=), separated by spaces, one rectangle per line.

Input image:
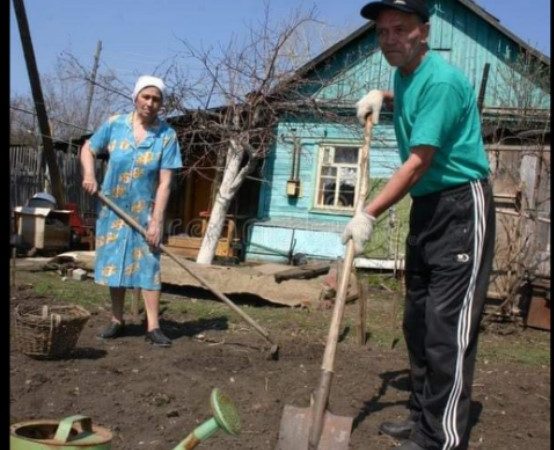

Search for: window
xmin=314 ymin=145 xmax=361 ymax=210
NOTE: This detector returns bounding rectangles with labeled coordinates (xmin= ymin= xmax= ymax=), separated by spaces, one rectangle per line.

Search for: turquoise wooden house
xmin=244 ymin=0 xmax=550 ymax=264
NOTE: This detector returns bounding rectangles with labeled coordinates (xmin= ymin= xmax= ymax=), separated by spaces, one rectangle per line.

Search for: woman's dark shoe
xmin=379 ymin=418 xmax=416 ymax=439
xmin=98 ymin=321 xmax=125 ymax=339
xmin=145 ymin=328 xmax=172 ymax=347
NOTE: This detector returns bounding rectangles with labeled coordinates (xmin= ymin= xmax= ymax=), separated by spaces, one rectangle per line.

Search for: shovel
xmin=95 ymin=191 xmax=279 ymax=359
xmin=275 ymin=117 xmax=373 ymax=449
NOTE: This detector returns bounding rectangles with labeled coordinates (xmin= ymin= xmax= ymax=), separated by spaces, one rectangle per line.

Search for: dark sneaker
xmin=98 ymin=321 xmax=125 ymax=339
xmin=379 ymin=418 xmax=416 ymax=440
xmin=145 ymin=328 xmax=172 ymax=347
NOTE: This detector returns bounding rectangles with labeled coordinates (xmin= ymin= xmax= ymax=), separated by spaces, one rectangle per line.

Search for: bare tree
xmin=165 ymin=4 xmax=370 ymax=264
xmin=53 ymin=54 xmax=132 ymax=133
xmin=10 ymin=55 xmax=127 ymax=144
xmin=10 ymin=94 xmax=41 ymax=146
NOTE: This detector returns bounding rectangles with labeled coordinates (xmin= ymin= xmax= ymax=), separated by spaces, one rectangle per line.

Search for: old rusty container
xmin=10 ymin=415 xmax=112 ymax=449
xmin=524 ymin=278 xmax=551 ymax=331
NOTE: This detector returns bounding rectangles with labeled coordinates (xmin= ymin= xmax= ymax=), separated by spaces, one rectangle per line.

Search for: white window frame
xmin=313 ymin=142 xmax=363 ymax=212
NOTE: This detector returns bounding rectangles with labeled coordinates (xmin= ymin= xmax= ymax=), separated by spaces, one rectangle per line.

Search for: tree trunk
xmin=196 ymin=144 xmax=244 ymax=265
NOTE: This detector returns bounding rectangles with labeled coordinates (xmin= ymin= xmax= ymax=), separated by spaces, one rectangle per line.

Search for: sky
xmin=10 ymin=0 xmax=551 ymax=98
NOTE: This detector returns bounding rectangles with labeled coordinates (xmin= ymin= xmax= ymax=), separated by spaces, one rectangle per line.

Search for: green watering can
xmin=10 ymin=389 xmax=240 ymax=449
xmin=171 ymin=388 xmax=241 ymax=449
xmin=10 ymin=415 xmax=113 ymax=449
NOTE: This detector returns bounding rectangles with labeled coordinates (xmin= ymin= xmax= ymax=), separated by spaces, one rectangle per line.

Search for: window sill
xmin=309 ymin=208 xmax=354 ymax=217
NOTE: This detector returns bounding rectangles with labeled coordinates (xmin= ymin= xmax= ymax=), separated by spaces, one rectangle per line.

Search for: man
xmin=341 ymin=1 xmax=495 ymax=449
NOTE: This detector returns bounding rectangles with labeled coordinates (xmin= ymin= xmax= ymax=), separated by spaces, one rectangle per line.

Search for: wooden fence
xmin=10 ymin=145 xmax=104 ymax=215
xmin=487 ymin=142 xmax=551 ymax=304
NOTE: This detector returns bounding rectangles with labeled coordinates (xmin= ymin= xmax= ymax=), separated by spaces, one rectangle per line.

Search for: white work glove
xmin=341 ymin=211 xmax=376 ymax=255
xmin=356 ymin=90 xmax=383 ymax=125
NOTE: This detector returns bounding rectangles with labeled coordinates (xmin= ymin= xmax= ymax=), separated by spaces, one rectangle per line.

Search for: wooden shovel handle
xmin=321 ymin=118 xmax=373 ymax=372
xmin=308 ymin=118 xmax=373 ymax=449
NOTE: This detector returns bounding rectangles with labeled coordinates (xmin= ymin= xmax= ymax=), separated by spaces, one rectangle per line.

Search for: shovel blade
xmin=275 ymin=405 xmax=353 ymax=450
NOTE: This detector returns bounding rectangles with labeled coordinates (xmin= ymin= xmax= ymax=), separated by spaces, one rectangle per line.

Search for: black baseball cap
xmin=360 ymin=0 xmax=430 ymax=22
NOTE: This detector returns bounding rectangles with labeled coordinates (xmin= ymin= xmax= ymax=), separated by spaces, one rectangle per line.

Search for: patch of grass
xmin=363 ymin=272 xmax=403 ymax=291
xmin=12 ymin=269 xmax=550 ymax=368
xmin=166 ymin=296 xmax=228 ymax=319
xmin=17 ymin=271 xmax=109 ymax=310
xmin=479 ymin=331 xmax=550 ymax=367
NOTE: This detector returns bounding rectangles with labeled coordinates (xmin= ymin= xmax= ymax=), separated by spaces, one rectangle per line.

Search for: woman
xmin=81 ymin=75 xmax=182 ymax=347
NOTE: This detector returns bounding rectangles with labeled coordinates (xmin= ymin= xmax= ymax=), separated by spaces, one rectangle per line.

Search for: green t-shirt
xmin=393 ymin=51 xmax=490 ymax=197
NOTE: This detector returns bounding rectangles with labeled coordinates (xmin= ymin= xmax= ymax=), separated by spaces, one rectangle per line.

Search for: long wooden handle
xmin=320 ymin=242 xmax=357 ymax=373
xmin=308 ymin=118 xmax=373 ymax=449
xmin=95 ymin=191 xmax=276 ymax=347
xmin=321 ymin=117 xmax=373 ymax=372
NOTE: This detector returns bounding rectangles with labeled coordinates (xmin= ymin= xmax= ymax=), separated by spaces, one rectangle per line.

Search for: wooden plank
xmin=166 ymin=235 xmax=232 ymax=258
xmin=167 ymin=235 xmax=203 ymax=248
xmin=274 ymin=262 xmax=331 ymax=282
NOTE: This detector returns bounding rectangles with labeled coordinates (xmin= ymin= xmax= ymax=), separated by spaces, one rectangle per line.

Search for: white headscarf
xmin=132 ymin=75 xmax=165 ymax=102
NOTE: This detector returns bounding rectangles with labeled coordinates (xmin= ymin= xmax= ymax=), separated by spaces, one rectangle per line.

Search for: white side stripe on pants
xmin=441 ymin=181 xmax=486 ymax=450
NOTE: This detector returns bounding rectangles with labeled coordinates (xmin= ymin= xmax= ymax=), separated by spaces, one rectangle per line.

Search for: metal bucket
xmin=10 ymin=415 xmax=112 ymax=449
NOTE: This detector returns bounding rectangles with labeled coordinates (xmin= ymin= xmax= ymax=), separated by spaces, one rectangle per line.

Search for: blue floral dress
xmin=88 ymin=113 xmax=182 ymax=290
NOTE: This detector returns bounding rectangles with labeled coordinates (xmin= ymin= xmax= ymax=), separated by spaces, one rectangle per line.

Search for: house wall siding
xmin=246 ymin=225 xmax=345 ymax=262
xmin=258 ymin=120 xmax=399 ymax=222
xmin=247 ymin=119 xmax=401 ymax=262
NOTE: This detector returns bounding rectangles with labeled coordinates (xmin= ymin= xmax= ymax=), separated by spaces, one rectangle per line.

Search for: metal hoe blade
xmin=275 ymin=405 xmax=353 ymax=450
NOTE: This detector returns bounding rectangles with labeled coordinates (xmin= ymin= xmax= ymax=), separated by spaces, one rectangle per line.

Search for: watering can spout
xmin=172 ymin=388 xmax=241 ymax=449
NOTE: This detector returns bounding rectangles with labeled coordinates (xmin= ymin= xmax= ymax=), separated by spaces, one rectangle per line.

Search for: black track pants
xmin=403 ymin=179 xmax=495 ymax=450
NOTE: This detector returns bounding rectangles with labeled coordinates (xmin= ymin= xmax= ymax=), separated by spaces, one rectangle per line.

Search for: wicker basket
xmin=13 ymin=304 xmax=91 ymax=358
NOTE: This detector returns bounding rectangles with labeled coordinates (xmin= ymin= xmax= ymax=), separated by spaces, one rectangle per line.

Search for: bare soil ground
xmin=9 ymin=276 xmax=550 ymax=450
